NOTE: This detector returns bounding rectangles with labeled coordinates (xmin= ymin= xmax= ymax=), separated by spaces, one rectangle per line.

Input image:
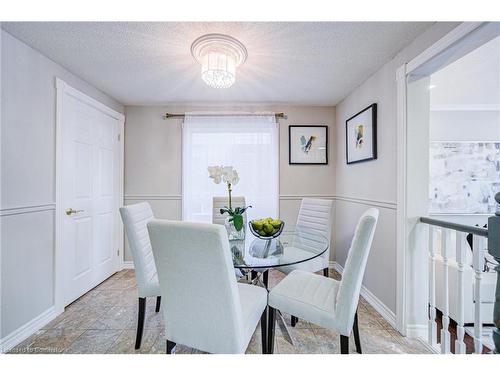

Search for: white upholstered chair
xmin=147 ymin=219 xmax=268 ymax=354
xmin=212 ymin=196 xmax=247 ymax=226
xmin=268 ymin=208 xmax=379 ymax=354
xmin=119 ymin=202 xmax=161 ymax=350
xmin=277 ymin=198 xmax=333 ymax=326
xmin=278 ymin=198 xmax=334 ymax=277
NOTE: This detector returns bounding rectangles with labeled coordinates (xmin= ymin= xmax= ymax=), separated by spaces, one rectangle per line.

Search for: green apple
xmin=263 ymin=223 xmax=274 ymax=235
xmin=271 ymin=219 xmax=282 ymax=228
xmin=252 ymin=220 xmax=264 ymax=231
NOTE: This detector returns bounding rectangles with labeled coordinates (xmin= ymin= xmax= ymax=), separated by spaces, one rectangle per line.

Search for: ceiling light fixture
xmin=191 ymin=34 xmax=247 ymax=89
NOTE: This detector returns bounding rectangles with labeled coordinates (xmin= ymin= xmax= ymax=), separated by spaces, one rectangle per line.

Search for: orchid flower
xmin=207 ymin=165 xmax=248 ymax=231
xmin=221 ymin=166 xmax=239 ymax=185
xmin=207 ymin=166 xmax=223 ymax=184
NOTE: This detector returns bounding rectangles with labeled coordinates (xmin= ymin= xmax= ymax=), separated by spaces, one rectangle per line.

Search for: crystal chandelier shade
xmin=191 ymin=34 xmax=247 ymax=89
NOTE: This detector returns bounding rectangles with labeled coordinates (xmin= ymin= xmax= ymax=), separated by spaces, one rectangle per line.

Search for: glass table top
xmin=230 ymin=227 xmax=329 ymax=270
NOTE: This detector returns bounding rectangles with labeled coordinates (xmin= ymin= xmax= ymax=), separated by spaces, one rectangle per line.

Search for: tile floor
xmin=9 ymin=269 xmax=431 ymax=354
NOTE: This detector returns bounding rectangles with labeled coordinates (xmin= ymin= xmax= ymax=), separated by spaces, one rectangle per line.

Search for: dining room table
xmin=229 ymin=226 xmax=329 ymax=346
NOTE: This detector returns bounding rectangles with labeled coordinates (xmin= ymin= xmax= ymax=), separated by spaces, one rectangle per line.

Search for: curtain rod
xmin=163 ymin=112 xmax=286 ymax=119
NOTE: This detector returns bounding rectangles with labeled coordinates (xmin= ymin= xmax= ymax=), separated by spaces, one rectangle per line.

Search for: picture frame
xmin=289 ymin=125 xmax=328 ymax=165
xmin=345 ymin=103 xmax=377 ymax=164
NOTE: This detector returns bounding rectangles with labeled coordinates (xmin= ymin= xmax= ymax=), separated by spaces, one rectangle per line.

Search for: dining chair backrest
xmin=147 ymin=219 xmax=245 ymax=354
xmin=295 ymin=198 xmax=334 ymax=259
xmin=119 ymin=202 xmax=156 ymax=297
xmin=335 ymin=208 xmax=379 ymax=334
xmin=212 ymin=196 xmax=247 ymax=226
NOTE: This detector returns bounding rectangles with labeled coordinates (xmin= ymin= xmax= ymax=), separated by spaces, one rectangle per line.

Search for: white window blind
xmin=182 ymin=114 xmax=279 ymax=223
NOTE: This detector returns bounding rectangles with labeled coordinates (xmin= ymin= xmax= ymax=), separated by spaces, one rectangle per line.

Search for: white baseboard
xmin=330 ymin=261 xmax=397 ymax=330
xmin=122 ymin=261 xmax=134 ymax=269
xmin=405 ymin=324 xmax=427 ymax=340
xmin=0 ymin=306 xmax=61 ymax=353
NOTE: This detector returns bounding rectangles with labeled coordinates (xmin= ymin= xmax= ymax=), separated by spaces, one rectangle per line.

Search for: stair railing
xmin=420 ymin=191 xmax=499 ymax=354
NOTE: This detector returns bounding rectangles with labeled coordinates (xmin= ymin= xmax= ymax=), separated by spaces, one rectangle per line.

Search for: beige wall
xmin=124 ymin=104 xmax=336 ymax=261
xmin=334 ymin=22 xmax=460 ymax=316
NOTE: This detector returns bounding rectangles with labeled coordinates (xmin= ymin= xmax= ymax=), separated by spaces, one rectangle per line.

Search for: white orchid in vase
xmin=208 ymin=165 xmax=250 ymax=232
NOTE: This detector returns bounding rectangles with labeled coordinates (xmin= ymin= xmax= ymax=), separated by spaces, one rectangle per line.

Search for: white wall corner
xmin=55 ymin=77 xmax=67 ymax=90
xmin=395 ymin=61 xmax=408 ymax=336
xmin=396 ymin=64 xmax=407 ymax=82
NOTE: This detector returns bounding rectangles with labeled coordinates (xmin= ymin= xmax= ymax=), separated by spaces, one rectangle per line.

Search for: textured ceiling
xmin=2 ymin=22 xmax=433 ymax=105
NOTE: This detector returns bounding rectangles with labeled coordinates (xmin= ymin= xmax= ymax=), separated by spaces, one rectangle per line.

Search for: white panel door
xmin=61 ymin=93 xmax=121 ymax=306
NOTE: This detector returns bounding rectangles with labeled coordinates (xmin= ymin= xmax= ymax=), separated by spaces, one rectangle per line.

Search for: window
xmin=182 ymin=115 xmax=279 ymax=223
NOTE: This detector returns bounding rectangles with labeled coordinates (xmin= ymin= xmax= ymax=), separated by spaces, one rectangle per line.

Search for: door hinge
xmin=117 ymin=249 xmax=120 ymax=256
xmin=117 ymin=134 xmax=121 ymax=141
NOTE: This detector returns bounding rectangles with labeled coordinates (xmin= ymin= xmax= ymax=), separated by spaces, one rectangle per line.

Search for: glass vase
xmin=224 ymin=215 xmax=246 ymax=241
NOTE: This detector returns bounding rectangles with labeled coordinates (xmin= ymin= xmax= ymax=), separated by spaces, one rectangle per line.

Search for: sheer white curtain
xmin=182 ymin=114 xmax=279 ymax=224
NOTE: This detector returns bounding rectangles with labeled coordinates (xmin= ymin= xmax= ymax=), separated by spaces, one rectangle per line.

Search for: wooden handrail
xmin=420 ymin=217 xmax=488 ymax=237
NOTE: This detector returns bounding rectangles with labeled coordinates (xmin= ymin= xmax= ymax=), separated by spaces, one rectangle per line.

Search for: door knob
xmin=65 ymin=208 xmax=84 ymax=216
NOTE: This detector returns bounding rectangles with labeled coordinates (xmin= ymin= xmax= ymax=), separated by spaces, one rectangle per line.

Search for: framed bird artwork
xmin=345 ymin=103 xmax=377 ymax=164
xmin=289 ymin=125 xmax=328 ymax=165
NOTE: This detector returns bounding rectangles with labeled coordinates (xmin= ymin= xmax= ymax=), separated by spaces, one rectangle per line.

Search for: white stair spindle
xmin=455 ymin=232 xmax=467 ymax=354
xmin=440 ymin=228 xmax=451 ymax=354
xmin=428 ymin=226 xmax=438 ymax=347
xmin=472 ymin=235 xmax=485 ymax=354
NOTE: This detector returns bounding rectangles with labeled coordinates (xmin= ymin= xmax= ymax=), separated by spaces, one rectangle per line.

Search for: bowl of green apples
xmin=249 ymin=217 xmax=285 ymax=239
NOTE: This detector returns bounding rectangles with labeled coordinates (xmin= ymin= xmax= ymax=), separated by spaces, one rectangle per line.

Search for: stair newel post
xmin=472 ymin=235 xmax=485 ymax=353
xmin=428 ymin=226 xmax=438 ymax=347
xmin=488 ymin=192 xmax=500 ymax=354
xmin=455 ymin=231 xmax=467 ymax=354
xmin=440 ymin=228 xmax=451 ymax=353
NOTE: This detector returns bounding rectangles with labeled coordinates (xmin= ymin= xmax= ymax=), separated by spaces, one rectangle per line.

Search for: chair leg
xmin=166 ymin=340 xmax=176 ymax=354
xmin=260 ymin=307 xmax=268 ymax=354
xmin=291 ymin=315 xmax=298 ymax=327
xmin=353 ymin=310 xmax=362 ymax=354
xmin=135 ymin=297 xmax=146 ymax=350
xmin=268 ymin=307 xmax=276 ymax=354
xmin=262 ymin=270 xmax=269 ymax=289
xmin=340 ymin=335 xmax=349 ymax=354
xmin=251 ymin=270 xmax=258 ymax=281
xmin=155 ymin=296 xmax=161 ymax=312
xmin=323 ymin=267 xmax=329 ymax=277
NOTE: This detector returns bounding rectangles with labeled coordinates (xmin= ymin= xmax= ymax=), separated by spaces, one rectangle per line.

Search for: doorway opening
xmin=396 ymin=22 xmax=500 ymax=350
xmin=55 ymin=79 xmax=125 ymax=312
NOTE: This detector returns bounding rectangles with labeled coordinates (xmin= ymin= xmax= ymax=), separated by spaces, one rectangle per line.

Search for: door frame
xmin=395 ymin=22 xmax=486 ymax=336
xmin=54 ymin=78 xmax=125 ymax=313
